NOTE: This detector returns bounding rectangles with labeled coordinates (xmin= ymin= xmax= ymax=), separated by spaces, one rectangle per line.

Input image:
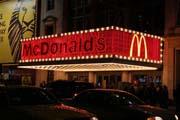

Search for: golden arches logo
xmin=129 ymin=34 xmax=148 ymax=59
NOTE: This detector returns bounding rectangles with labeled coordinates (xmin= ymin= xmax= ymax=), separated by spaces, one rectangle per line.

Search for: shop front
xmin=18 ymin=26 xmax=163 ymax=88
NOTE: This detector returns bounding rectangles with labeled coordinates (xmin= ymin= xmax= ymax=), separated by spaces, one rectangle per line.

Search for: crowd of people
xmin=174 ymin=84 xmax=180 ymax=116
xmin=123 ymin=83 xmax=169 ymax=109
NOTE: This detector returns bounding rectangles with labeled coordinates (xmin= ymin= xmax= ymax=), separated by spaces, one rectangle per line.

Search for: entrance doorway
xmin=96 ymin=72 xmax=121 ymax=89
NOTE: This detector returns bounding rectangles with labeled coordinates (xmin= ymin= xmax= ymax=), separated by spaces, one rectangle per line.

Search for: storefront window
xmin=96 ymin=72 xmax=122 ymax=89
xmin=134 ymin=75 xmax=162 ymax=86
xmin=68 ymin=72 xmax=88 ymax=81
xmin=96 ymin=76 xmax=102 ymax=88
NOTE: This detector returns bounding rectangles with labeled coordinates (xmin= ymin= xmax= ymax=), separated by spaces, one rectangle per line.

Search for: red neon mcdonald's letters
xmin=22 ymin=37 xmax=105 ymax=57
xmin=21 ymin=29 xmax=161 ymax=61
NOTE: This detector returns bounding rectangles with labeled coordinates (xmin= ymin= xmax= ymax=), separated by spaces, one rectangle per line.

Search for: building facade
xmin=19 ymin=25 xmax=163 ymax=89
xmin=34 ymin=0 xmax=163 ymax=85
xmin=16 ymin=0 xmax=165 ymax=93
xmin=1 ymin=0 xmax=169 ymax=98
xmin=163 ymin=0 xmax=180 ymax=99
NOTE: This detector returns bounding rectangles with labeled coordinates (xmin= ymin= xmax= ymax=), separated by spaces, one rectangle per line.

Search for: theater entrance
xmin=96 ymin=72 xmax=122 ymax=89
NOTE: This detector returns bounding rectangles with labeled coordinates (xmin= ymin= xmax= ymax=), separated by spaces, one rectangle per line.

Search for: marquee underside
xmin=18 ymin=63 xmax=158 ymax=72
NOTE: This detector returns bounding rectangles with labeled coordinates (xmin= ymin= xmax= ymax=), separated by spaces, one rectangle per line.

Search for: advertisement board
xmin=0 ymin=0 xmax=37 ymax=63
xmin=21 ymin=27 xmax=163 ymax=64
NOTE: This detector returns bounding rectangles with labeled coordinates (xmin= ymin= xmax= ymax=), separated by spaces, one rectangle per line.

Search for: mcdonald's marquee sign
xmin=20 ymin=26 xmax=163 ymax=64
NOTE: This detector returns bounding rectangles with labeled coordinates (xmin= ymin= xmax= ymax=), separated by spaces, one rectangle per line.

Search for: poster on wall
xmin=21 ymin=75 xmax=32 ymax=85
xmin=0 ymin=0 xmax=37 ymax=63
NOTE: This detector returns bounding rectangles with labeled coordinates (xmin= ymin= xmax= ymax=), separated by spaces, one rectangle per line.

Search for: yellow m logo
xmin=129 ymin=34 xmax=148 ymax=59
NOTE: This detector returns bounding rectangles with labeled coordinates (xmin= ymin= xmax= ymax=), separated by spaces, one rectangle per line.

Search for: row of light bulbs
xmin=19 ymin=54 xmax=163 ymax=64
xmin=20 ymin=26 xmax=164 ymax=42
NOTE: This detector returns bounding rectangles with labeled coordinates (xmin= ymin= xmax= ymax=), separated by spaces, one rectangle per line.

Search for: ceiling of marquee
xmin=18 ymin=63 xmax=158 ymax=72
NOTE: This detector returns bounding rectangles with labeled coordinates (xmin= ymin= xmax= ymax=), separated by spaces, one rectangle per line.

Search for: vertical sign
xmin=0 ymin=0 xmax=37 ymax=63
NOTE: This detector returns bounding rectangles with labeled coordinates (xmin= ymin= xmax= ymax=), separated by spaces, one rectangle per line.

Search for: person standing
xmin=176 ymin=84 xmax=180 ymax=117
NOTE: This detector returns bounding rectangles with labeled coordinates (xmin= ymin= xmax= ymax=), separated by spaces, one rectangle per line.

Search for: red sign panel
xmin=20 ymin=28 xmax=161 ymax=62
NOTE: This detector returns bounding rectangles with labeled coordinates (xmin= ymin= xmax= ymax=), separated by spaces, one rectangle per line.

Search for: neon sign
xmin=20 ymin=27 xmax=163 ymax=64
xmin=130 ymin=34 xmax=148 ymax=59
xmin=22 ymin=37 xmax=105 ymax=56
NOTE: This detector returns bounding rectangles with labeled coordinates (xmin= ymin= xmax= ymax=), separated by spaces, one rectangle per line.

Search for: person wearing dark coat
xmin=176 ymin=84 xmax=180 ymax=117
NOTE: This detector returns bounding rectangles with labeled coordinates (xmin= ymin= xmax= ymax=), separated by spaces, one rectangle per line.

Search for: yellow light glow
xmin=101 ymin=27 xmax=105 ymax=31
xmin=106 ymin=27 xmax=110 ymax=30
xmin=18 ymin=63 xmax=158 ymax=72
xmin=129 ymin=34 xmax=148 ymax=59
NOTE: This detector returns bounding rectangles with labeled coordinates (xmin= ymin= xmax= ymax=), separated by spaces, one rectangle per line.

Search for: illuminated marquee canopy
xmin=20 ymin=26 xmax=163 ymax=64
